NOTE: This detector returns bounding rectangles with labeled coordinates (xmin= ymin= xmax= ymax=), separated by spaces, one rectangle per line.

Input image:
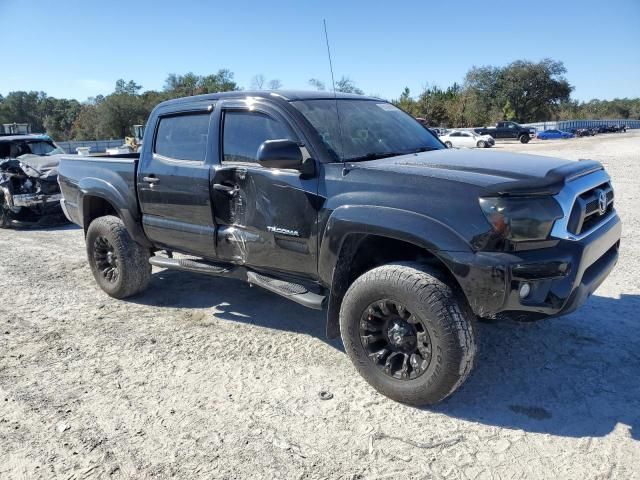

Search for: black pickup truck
xmin=58 ymin=91 xmax=621 ymax=405
xmin=474 ymin=121 xmax=536 ymax=143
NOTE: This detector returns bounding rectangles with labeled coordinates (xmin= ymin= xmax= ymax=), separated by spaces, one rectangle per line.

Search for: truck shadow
xmin=431 ymin=293 xmax=640 ymax=440
xmin=134 ymin=269 xmax=341 ymax=351
xmin=133 ymin=270 xmax=639 ymax=439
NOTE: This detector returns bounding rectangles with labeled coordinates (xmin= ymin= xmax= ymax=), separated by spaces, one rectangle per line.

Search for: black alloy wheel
xmin=93 ymin=236 xmax=120 ymax=283
xmin=359 ymin=299 xmax=432 ymax=380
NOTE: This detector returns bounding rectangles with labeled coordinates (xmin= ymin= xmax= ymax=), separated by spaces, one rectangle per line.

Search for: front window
xmin=291 ymin=99 xmax=444 ymax=161
xmin=222 ymin=110 xmax=294 ymax=163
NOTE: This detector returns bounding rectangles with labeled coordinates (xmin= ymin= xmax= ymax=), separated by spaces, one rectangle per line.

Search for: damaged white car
xmin=0 ymin=134 xmax=67 ymax=227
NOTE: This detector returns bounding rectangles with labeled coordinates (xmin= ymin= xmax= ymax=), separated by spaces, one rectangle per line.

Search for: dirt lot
xmin=1 ymin=132 xmax=639 ymax=479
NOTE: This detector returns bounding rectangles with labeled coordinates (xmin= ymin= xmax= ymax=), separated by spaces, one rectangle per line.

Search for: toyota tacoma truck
xmin=57 ymin=91 xmax=621 ymax=405
xmin=474 ymin=121 xmax=536 ymax=143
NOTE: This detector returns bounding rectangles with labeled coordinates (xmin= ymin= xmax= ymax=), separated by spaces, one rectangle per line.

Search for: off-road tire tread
xmin=86 ymin=215 xmax=151 ymax=299
xmin=340 ymin=262 xmax=477 ymax=405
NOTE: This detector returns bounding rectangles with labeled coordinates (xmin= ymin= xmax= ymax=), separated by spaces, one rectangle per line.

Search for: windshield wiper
xmin=410 ymin=146 xmax=440 ymax=153
xmin=345 ymin=147 xmax=439 ymax=162
xmin=345 ymin=151 xmax=412 ymax=162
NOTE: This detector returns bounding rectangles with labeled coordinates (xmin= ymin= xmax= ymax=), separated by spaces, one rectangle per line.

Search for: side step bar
xmin=149 ymin=256 xmax=326 ymax=310
xmin=149 ymin=256 xmax=242 ymax=278
xmin=247 ymin=272 xmax=326 ymax=310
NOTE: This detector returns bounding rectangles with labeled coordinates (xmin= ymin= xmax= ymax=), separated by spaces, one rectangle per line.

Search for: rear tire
xmin=444 ymin=141 xmax=453 ymax=148
xmin=519 ymin=134 xmax=530 ymax=144
xmin=86 ymin=215 xmax=151 ymax=298
xmin=339 ymin=262 xmax=478 ymax=405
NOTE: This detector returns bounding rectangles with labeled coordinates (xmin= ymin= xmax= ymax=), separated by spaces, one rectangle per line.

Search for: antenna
xmin=323 ymin=19 xmax=345 ymax=164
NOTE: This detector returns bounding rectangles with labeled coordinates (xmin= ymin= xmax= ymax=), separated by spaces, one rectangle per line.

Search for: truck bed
xmin=57 ymin=154 xmax=140 ymax=228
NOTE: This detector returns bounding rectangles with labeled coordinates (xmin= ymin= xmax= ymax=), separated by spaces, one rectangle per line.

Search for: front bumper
xmin=446 ymin=213 xmax=621 ymax=320
xmin=11 ymin=192 xmax=63 ymax=207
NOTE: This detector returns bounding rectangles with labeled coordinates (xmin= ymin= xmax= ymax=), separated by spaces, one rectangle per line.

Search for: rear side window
xmin=154 ymin=113 xmax=210 ymax=161
xmin=222 ymin=111 xmax=292 ymax=163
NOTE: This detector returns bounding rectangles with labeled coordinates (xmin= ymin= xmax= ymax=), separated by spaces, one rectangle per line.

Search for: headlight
xmin=479 ymin=196 xmax=563 ymax=241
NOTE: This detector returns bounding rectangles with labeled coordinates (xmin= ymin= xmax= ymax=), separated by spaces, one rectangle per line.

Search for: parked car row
xmin=569 ymin=124 xmax=627 ymax=136
xmin=535 ymin=123 xmax=629 ymax=140
xmin=418 ymin=117 xmax=630 ymax=146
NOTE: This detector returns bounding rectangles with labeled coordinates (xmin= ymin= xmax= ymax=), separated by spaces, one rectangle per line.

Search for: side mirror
xmin=257 ymin=139 xmax=314 ymax=176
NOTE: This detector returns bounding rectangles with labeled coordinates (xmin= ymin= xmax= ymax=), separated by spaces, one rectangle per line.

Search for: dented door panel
xmin=212 ymin=164 xmax=321 ymax=277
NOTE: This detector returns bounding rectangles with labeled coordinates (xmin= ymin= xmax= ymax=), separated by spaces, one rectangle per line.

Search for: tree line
xmin=394 ymin=59 xmax=640 ymax=127
xmin=1 ymin=59 xmax=638 ymax=141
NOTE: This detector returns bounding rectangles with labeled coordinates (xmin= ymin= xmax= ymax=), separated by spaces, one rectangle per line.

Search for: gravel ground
xmin=1 ymin=132 xmax=639 ymax=479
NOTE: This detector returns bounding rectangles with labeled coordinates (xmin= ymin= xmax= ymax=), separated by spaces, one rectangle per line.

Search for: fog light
xmin=519 ymin=282 xmax=531 ymax=299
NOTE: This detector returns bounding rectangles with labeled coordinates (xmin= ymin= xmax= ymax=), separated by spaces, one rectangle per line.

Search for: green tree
xmin=0 ymin=91 xmax=47 ymax=131
xmin=71 ymin=103 xmax=102 ymax=140
xmin=97 ymin=80 xmax=147 ymax=138
xmin=396 ymin=87 xmax=415 ymax=113
xmin=335 ymin=77 xmax=364 ymax=95
xmin=495 ymin=59 xmax=572 ymax=121
xmin=164 ymin=70 xmax=239 ymax=98
xmin=199 ymin=69 xmax=239 ymax=93
xmin=42 ymin=98 xmax=81 ymax=140
xmin=463 ymin=65 xmax=501 ymax=126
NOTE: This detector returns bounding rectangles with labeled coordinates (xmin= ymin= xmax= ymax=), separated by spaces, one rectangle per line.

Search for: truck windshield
xmin=0 ymin=139 xmax=65 ymax=159
xmin=291 ymin=99 xmax=444 ymax=162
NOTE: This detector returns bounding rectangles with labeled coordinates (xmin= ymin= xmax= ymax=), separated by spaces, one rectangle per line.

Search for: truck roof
xmin=0 ymin=133 xmax=52 ymax=142
xmin=158 ymin=90 xmax=382 ymax=108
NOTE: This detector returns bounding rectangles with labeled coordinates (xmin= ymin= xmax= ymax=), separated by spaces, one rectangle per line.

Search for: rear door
xmin=211 ymin=99 xmax=321 ymax=278
xmin=137 ymin=104 xmax=217 ymax=257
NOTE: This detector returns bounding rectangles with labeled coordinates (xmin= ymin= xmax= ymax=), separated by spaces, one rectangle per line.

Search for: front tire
xmin=519 ymin=134 xmax=530 ymax=144
xmin=339 ymin=262 xmax=477 ymax=405
xmin=0 ymin=202 xmax=11 ymax=228
xmin=86 ymin=215 xmax=151 ymax=298
xmin=444 ymin=141 xmax=453 ymax=148
xmin=477 ymin=140 xmax=486 ymax=148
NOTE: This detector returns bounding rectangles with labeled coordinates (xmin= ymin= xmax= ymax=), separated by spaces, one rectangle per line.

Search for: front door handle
xmin=143 ymin=176 xmax=160 ymax=184
xmin=213 ymin=183 xmax=237 ymax=196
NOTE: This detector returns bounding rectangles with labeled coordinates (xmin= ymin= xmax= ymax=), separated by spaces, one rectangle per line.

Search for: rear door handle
xmin=143 ymin=176 xmax=159 ymax=184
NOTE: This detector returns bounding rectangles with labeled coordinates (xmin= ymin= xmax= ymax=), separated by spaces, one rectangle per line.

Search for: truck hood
xmin=16 ymin=153 xmax=63 ymax=172
xmin=354 ymin=149 xmax=602 ymax=196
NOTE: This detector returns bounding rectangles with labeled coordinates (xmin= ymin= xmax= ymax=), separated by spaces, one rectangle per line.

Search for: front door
xmin=211 ymin=101 xmax=321 ymax=278
xmin=137 ymin=107 xmax=217 ymax=258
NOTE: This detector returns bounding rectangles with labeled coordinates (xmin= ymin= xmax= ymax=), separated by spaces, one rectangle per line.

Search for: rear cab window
xmin=154 ymin=113 xmax=211 ymax=161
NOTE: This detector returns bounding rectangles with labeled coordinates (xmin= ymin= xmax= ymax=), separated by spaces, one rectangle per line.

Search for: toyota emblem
xmin=597 ymin=190 xmax=607 ymax=215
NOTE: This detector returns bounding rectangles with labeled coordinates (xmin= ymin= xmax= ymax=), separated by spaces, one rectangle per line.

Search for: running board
xmin=149 ymin=256 xmax=240 ymax=278
xmin=247 ymin=271 xmax=326 ymax=310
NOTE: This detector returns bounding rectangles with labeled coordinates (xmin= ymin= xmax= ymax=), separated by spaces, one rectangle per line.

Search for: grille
xmin=567 ymin=182 xmax=614 ymax=235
